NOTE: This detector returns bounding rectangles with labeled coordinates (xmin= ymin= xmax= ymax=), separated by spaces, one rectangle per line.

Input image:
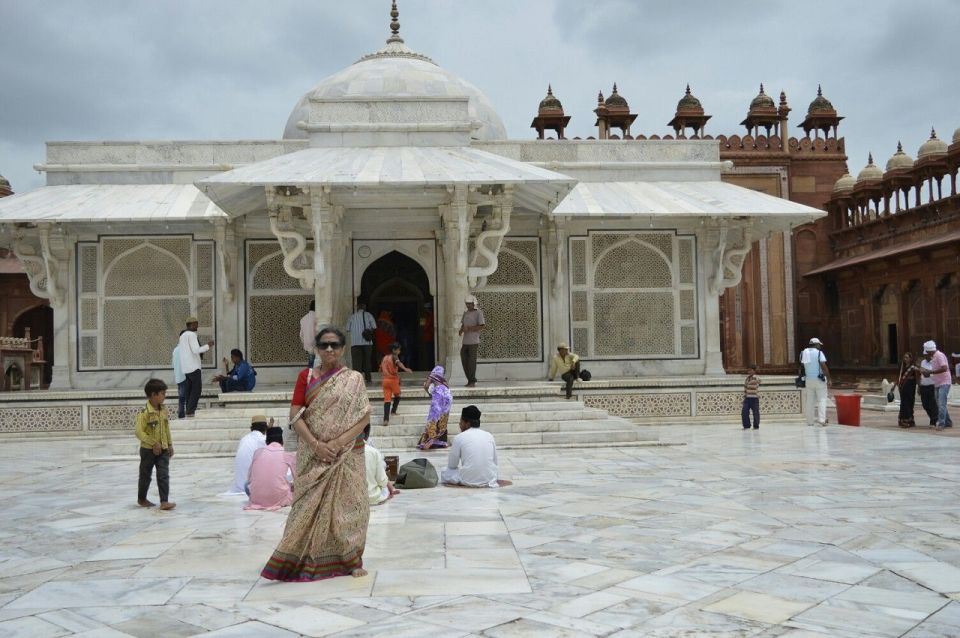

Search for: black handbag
xmin=578 ymin=369 xmax=592 ymax=381
xmin=794 ymin=375 xmax=806 ymax=388
xmin=886 ymin=391 xmax=895 ymax=403
xmin=362 ymin=328 xmax=376 ymax=341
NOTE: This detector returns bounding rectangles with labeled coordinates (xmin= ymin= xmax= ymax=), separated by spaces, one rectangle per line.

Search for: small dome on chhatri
xmin=750 ymin=84 xmax=775 ymax=110
xmin=807 ymin=84 xmax=834 ymax=114
xmin=676 ymin=84 xmax=703 ymax=112
xmin=917 ymin=128 xmax=947 ymax=159
xmin=604 ymin=83 xmax=629 ymax=108
xmin=833 ymin=172 xmax=856 ymax=194
xmin=885 ymin=141 xmax=914 ymax=172
xmin=856 ymin=153 xmax=883 ymax=184
xmin=538 ymin=85 xmax=563 ymax=113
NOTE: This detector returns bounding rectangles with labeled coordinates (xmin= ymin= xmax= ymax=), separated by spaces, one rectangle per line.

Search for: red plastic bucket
xmin=835 ymin=394 xmax=862 ymax=426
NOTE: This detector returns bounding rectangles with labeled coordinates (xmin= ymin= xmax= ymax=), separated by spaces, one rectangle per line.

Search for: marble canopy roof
xmin=196 ymin=146 xmax=577 ymax=217
xmin=552 ymin=180 xmax=825 ymax=226
xmin=0 ymin=184 xmax=227 ymax=224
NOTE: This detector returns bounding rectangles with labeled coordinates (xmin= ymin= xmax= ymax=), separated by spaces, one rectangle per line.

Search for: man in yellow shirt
xmin=548 ymin=343 xmax=581 ymax=399
xmin=135 ymin=378 xmax=176 ymax=510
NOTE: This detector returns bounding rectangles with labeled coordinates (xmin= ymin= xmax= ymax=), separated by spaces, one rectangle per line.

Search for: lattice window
xmin=246 ymin=240 xmax=313 ymax=366
xmin=79 ymin=245 xmax=98 ymax=294
xmin=103 ymin=299 xmax=191 ymax=367
xmin=196 ymin=244 xmax=214 ymax=292
xmin=571 ymin=239 xmax=586 ymax=286
xmin=78 ymin=237 xmax=215 ymax=370
xmin=477 ymin=238 xmax=542 ymax=362
xmin=571 ymin=230 xmax=698 ymax=359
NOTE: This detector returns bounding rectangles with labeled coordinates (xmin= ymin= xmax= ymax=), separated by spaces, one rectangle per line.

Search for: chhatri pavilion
xmin=0 ymin=5 xmax=821 ymax=396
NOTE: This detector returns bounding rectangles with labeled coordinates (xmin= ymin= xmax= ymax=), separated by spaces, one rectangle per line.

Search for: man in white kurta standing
xmin=299 ymin=301 xmax=317 ymax=369
xmin=459 ymin=297 xmax=485 ymax=387
xmin=799 ymin=337 xmax=831 ymax=427
xmin=441 ymin=405 xmax=499 ymax=488
xmin=178 ymin=316 xmax=214 ymax=418
xmin=346 ymin=300 xmax=376 ymax=383
xmin=227 ymin=416 xmax=268 ymax=495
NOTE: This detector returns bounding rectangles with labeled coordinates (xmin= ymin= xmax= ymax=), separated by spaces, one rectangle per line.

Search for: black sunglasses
xmin=317 ymin=341 xmax=343 ymax=351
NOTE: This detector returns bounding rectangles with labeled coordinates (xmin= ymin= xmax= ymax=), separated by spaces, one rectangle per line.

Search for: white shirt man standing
xmin=799 ymin=337 xmax=831 ymax=427
xmin=441 ymin=405 xmax=498 ymax=488
xmin=177 ymin=316 xmax=213 ymax=418
xmin=346 ymin=301 xmax=376 ymax=383
xmin=299 ymin=301 xmax=317 ymax=368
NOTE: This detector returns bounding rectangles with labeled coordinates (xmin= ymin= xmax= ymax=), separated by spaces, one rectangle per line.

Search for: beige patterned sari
xmin=261 ymin=367 xmax=370 ymax=581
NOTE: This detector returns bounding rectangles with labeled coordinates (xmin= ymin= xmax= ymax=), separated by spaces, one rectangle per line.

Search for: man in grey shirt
xmin=459 ymin=296 xmax=485 ymax=387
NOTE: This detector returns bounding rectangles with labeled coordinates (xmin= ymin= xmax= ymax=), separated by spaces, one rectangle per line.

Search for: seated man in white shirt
xmin=226 ymin=416 xmax=268 ymax=494
xmin=363 ymin=425 xmax=398 ymax=505
xmin=441 ymin=405 xmax=499 ymax=488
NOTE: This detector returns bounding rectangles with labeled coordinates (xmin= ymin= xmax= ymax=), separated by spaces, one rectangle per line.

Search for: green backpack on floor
xmin=395 ymin=458 xmax=438 ymax=489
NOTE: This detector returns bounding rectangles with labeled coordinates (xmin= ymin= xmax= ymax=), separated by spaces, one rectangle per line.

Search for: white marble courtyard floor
xmin=2 ymin=423 xmax=960 ymax=637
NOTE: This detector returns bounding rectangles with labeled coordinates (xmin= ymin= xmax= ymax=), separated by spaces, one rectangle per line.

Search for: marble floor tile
xmin=372 ymin=568 xmax=530 ymax=597
xmin=110 ymin=613 xmax=207 ymax=637
xmin=6 ymin=577 xmax=189 ymax=609
xmin=257 ymin=605 xmax=366 ymax=637
xmin=617 ymin=573 xmax=725 ymax=603
xmin=703 ymin=590 xmax=813 ymax=624
xmin=413 ymin=596 xmax=527 ymax=632
xmin=778 ymin=559 xmax=882 ymax=585
xmin=889 ymin=561 xmax=960 ymax=594
xmin=0 ymin=615 xmax=71 ymax=638
xmin=199 ymin=620 xmax=301 ymax=637
xmin=548 ymin=589 xmax=631 ymax=618
xmin=244 ymin=574 xmax=373 ymax=602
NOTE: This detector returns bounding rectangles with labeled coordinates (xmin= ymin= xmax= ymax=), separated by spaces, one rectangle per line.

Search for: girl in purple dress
xmin=417 ymin=366 xmax=451 ymax=449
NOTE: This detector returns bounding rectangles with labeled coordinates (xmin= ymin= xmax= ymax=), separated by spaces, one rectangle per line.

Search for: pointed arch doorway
xmin=359 ymin=250 xmax=435 ymax=371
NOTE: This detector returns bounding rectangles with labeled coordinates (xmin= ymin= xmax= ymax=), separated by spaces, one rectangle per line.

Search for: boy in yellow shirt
xmin=135 ymin=378 xmax=176 ymax=510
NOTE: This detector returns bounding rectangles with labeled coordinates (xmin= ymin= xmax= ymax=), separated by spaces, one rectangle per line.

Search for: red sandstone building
xmin=531 ymin=83 xmax=958 ymax=374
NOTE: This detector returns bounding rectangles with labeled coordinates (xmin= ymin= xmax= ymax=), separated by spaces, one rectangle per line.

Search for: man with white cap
xmin=919 ymin=341 xmax=952 ymax=430
xmin=177 ymin=316 xmax=215 ymax=418
xmin=799 ymin=337 xmax=831 ymax=427
xmin=458 ymin=296 xmax=485 ymax=387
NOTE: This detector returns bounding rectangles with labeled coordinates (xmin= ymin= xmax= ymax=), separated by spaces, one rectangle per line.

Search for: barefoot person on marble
xmin=135 ymin=378 xmax=175 ymax=510
xmin=260 ymin=327 xmax=372 ymax=581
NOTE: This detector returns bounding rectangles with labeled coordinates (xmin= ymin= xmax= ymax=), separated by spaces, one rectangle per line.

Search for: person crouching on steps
xmin=380 ymin=342 xmax=412 ymax=425
xmin=742 ymin=364 xmax=760 ymax=430
xmin=135 ymin=378 xmax=176 ymax=510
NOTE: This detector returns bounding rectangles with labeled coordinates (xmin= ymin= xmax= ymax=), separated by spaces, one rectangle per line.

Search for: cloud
xmin=1 ymin=0 xmax=957 ymax=193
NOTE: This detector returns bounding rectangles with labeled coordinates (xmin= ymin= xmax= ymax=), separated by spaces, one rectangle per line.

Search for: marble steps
xmin=198 ymin=399 xmax=590 ymax=417
xmin=100 ymin=422 xmax=656 ymax=459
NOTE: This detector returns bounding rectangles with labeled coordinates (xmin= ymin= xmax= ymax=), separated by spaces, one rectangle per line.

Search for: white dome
xmin=855 ymin=154 xmax=883 ymax=185
xmin=283 ymin=47 xmax=506 ymax=142
xmin=917 ymin=128 xmax=947 ymax=160
xmin=832 ymin=172 xmax=855 ymax=194
xmin=884 ymin=142 xmax=914 ymax=173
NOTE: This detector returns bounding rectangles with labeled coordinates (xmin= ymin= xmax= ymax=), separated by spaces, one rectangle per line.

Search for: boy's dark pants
xmin=918 ymin=384 xmax=939 ymax=425
xmin=176 ymin=380 xmax=188 ymax=419
xmin=741 ymin=397 xmax=760 ymax=428
xmin=138 ymin=447 xmax=170 ymax=502
xmin=561 ymin=362 xmax=581 ymax=399
xmin=184 ymin=369 xmax=202 ymax=415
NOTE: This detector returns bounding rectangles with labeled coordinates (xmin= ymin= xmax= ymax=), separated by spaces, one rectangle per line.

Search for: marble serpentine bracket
xmin=548 ymin=218 xmax=567 ymax=295
xmin=265 ymin=186 xmax=314 ymax=291
xmin=468 ymin=186 xmax=514 ymax=290
xmin=12 ymin=224 xmax=65 ymax=305
xmin=212 ymin=219 xmax=237 ymax=302
xmin=708 ymin=225 xmax=753 ymax=296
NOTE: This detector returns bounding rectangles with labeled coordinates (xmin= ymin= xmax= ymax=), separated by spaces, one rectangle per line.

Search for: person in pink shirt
xmin=920 ymin=341 xmax=953 ymax=430
xmin=245 ymin=427 xmax=296 ymax=510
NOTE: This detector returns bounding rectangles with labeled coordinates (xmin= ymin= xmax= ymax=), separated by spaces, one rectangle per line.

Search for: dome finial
xmin=547 ymin=84 xmax=553 ymax=96
xmin=387 ymin=0 xmax=403 ymax=44
xmin=612 ymin=82 xmax=618 ymax=94
xmin=685 ymin=83 xmax=691 ymax=95
xmin=897 ymin=141 xmax=903 ymax=152
xmin=759 ymin=83 xmax=765 ymax=95
xmin=817 ymin=84 xmax=822 ymax=97
xmin=930 ymin=127 xmax=938 ymax=139
xmin=868 ymin=152 xmax=874 ymax=165
xmin=597 ymin=90 xmax=604 ymax=103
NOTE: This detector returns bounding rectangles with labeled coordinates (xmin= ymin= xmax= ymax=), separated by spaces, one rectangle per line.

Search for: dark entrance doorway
xmin=360 ymin=251 xmax=434 ymax=372
xmin=13 ymin=304 xmax=53 ymax=386
xmin=887 ymin=323 xmax=898 ymax=365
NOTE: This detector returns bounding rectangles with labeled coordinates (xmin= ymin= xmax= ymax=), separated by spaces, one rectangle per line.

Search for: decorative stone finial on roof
xmin=605 ymin=83 xmax=628 ymax=109
xmin=597 ymin=90 xmax=604 ymax=104
xmin=750 ymin=83 xmax=775 ymax=110
xmin=538 ymin=85 xmax=563 ymax=113
xmin=388 ymin=1 xmax=402 ymax=43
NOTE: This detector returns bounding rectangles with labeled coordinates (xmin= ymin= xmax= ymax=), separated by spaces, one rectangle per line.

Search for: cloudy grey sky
xmin=1 ymin=0 xmax=957 ymax=193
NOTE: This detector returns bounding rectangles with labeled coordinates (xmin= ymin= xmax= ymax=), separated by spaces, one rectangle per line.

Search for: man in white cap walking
xmin=920 ymin=341 xmax=952 ymax=430
xmin=177 ymin=316 xmax=214 ymax=418
xmin=458 ymin=296 xmax=485 ymax=387
xmin=799 ymin=337 xmax=831 ymax=427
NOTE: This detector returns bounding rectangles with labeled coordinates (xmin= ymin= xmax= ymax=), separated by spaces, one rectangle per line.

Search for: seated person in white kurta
xmin=441 ymin=405 xmax=499 ymax=488
xmin=363 ymin=426 xmax=399 ymax=505
xmin=226 ymin=416 xmax=267 ymax=494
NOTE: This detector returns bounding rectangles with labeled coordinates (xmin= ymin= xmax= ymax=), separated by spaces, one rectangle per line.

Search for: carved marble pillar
xmin=441 ymin=186 xmax=470 ymax=384
xmin=545 ymin=217 xmax=568 ymax=352
xmin=704 ymin=224 xmax=754 ymax=375
xmin=13 ymin=224 xmax=73 ymax=388
xmin=309 ymin=187 xmax=341 ymax=327
xmin=212 ymin=219 xmax=239 ymax=358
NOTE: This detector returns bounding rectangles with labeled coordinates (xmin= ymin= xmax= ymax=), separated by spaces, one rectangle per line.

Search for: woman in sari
xmin=261 ymin=326 xmax=371 ymax=581
xmin=417 ymin=365 xmax=451 ymax=449
xmin=897 ymin=352 xmax=919 ymax=428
